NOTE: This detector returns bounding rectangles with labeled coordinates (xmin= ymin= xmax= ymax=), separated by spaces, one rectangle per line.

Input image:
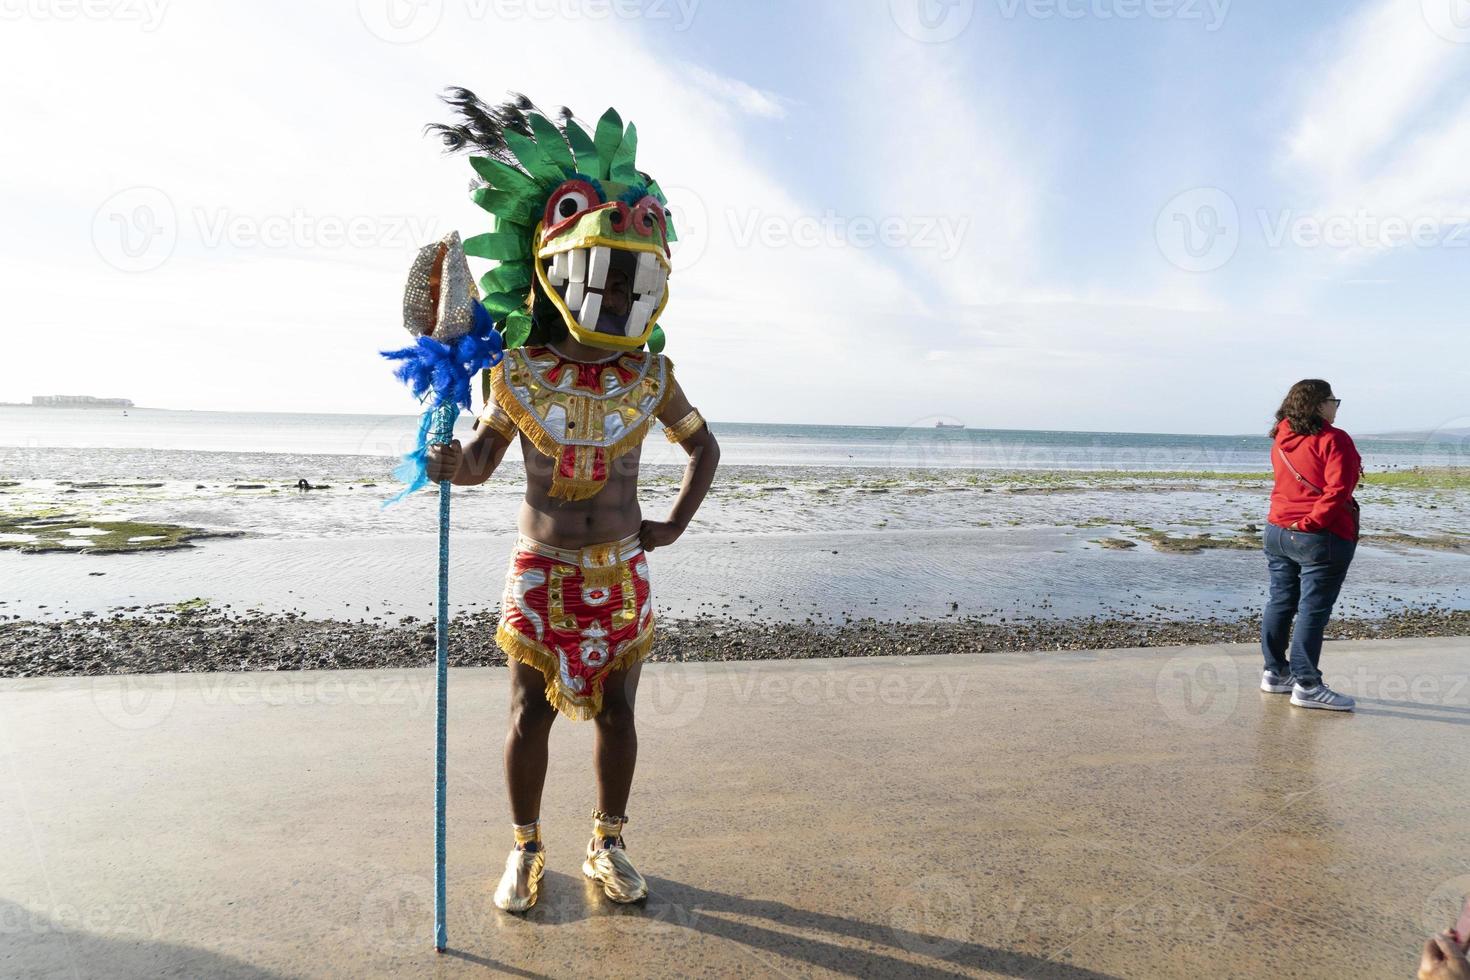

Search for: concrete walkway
xmin=3 ymin=636 xmax=1468 ymax=978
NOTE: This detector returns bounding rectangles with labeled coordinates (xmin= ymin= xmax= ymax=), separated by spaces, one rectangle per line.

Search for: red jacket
xmin=1268 ymin=422 xmax=1362 ymax=542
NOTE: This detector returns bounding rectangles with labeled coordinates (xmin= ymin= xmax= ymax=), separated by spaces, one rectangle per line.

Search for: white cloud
xmin=1281 ymin=0 xmax=1470 ymax=259
xmin=1284 ymin=0 xmax=1460 ymax=181
xmin=0 ymin=2 xmax=914 ymax=423
xmin=836 ymin=22 xmax=1044 ymax=307
xmin=683 ymin=65 xmax=790 ymax=119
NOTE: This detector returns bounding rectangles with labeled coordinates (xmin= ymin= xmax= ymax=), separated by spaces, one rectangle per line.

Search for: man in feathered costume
xmin=413 ymin=89 xmax=720 ymax=913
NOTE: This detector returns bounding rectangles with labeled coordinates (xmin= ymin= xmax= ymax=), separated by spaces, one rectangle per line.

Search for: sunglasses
xmin=1325 ymin=398 xmax=1343 ymax=406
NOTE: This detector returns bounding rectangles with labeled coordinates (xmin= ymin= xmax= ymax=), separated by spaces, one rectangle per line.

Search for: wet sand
xmin=5 ymin=637 xmax=1467 ymax=977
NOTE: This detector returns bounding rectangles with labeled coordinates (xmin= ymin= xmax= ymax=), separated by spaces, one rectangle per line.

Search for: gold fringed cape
xmin=483 ymin=345 xmax=673 ymax=501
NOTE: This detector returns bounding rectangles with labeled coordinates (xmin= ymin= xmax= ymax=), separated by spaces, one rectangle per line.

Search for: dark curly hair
xmin=1270 ymin=379 xmax=1335 ymax=437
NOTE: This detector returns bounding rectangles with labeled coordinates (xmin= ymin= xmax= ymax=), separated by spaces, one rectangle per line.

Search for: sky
xmin=1 ymin=0 xmax=1467 ymax=436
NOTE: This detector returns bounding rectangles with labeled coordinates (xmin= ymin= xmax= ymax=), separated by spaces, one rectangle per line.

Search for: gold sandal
xmin=493 ymin=821 xmax=545 ymax=913
xmin=581 ymin=811 xmax=647 ymax=903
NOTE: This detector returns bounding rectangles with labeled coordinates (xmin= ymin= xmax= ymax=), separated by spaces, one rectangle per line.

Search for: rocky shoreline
xmin=3 ymin=606 xmax=1467 ymax=678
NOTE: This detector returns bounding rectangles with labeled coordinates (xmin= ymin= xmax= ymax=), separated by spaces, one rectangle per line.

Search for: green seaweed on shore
xmin=0 ymin=513 xmax=240 ymax=554
xmin=1363 ymin=468 xmax=1470 ymax=490
xmin=1365 ymin=532 xmax=1469 ymax=553
xmin=1137 ymin=528 xmax=1262 ymax=554
xmin=1092 ymin=537 xmax=1138 ymax=550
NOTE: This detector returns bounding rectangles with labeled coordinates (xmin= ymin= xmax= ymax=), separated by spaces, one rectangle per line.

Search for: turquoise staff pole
xmin=428 ymin=399 xmax=458 ymax=954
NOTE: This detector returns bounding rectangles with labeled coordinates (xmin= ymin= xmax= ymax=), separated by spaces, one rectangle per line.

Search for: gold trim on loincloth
xmin=514 ymin=532 xmax=641 ymax=590
xmin=495 ymin=616 xmax=656 ymax=721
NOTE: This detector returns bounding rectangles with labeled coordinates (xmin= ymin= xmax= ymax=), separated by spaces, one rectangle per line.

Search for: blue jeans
xmin=1261 ymin=522 xmax=1356 ymax=687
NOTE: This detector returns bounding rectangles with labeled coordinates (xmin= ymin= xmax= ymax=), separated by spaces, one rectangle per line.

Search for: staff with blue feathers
xmin=382 ymin=232 xmax=504 ymax=953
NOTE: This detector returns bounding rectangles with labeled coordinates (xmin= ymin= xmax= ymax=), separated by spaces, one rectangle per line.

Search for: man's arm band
xmin=663 ymin=408 xmax=706 ymax=443
xmin=478 ymin=407 xmax=517 ymax=441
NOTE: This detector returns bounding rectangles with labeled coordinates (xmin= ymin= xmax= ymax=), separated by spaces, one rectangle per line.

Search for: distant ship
xmin=935 ymin=421 xmax=966 ymax=429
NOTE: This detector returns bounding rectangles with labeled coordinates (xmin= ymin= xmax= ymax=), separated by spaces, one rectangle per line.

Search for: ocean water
xmin=1 ymin=406 xmax=1464 ymax=475
xmin=1 ymin=407 xmax=1467 ymax=622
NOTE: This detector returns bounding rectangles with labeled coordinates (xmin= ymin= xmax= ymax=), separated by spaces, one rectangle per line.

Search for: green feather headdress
xmin=428 ymin=89 xmax=676 ymax=352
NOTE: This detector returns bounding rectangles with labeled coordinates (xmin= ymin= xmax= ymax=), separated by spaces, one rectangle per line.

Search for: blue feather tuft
xmin=380 ymin=304 xmax=505 ymax=507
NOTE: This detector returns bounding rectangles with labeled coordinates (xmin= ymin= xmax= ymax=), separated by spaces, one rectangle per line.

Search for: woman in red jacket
xmin=1261 ymin=379 xmax=1363 ymax=711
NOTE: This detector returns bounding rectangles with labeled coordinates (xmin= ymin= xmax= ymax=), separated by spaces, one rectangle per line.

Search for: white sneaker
xmin=1261 ymin=670 xmax=1295 ymax=694
xmin=1290 ymin=683 xmax=1355 ymax=712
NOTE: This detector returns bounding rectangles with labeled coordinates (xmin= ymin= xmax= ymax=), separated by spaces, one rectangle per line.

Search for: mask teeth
xmin=548 ymin=251 xmax=569 ymax=286
xmin=587 ymin=246 xmax=611 ymax=291
xmin=633 ymin=252 xmax=659 ymax=295
xmin=564 ymin=279 xmax=585 ymax=311
xmin=623 ymin=296 xmax=654 ymax=338
xmin=578 ymin=290 xmax=603 ymax=332
xmin=568 ymin=248 xmax=587 ymax=284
